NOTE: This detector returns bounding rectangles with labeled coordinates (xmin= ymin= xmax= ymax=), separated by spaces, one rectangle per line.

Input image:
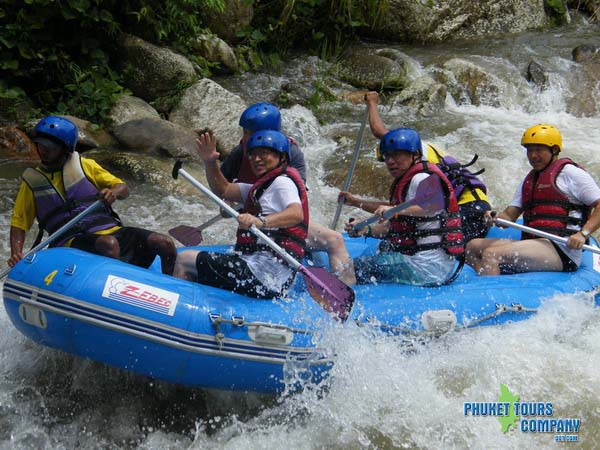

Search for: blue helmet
xmin=33 ymin=116 xmax=78 ymax=153
xmin=247 ymin=130 xmax=290 ymax=158
xmin=239 ymin=103 xmax=281 ymax=132
xmin=379 ymin=128 xmax=422 ymax=157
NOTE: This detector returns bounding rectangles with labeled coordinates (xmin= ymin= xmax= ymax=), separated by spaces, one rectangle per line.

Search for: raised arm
xmin=195 ymin=132 xmax=242 ymax=202
xmin=365 ymin=91 xmax=389 ymax=139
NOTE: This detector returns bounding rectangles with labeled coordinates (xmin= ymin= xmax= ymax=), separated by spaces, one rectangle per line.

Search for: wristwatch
xmin=581 ymin=228 xmax=591 ymax=239
xmin=259 ymin=216 xmax=268 ymax=229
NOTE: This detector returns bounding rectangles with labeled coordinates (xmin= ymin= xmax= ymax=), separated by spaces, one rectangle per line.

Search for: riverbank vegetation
xmin=0 ymin=0 xmax=387 ymax=124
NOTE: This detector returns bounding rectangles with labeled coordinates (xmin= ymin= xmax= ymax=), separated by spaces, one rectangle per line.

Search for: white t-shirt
xmin=510 ymin=164 xmax=600 ymax=264
xmin=237 ymin=176 xmax=302 ymax=292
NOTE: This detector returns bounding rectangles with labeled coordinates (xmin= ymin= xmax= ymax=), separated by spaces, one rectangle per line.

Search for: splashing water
xmin=1 ymin=22 xmax=600 ymax=449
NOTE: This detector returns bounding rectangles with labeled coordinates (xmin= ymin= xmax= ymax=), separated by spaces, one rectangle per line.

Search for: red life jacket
xmin=521 ymin=158 xmax=589 ymax=240
xmin=235 ymin=165 xmax=309 ymax=260
xmin=383 ymin=162 xmax=464 ymax=257
xmin=236 ymin=137 xmax=300 ymax=184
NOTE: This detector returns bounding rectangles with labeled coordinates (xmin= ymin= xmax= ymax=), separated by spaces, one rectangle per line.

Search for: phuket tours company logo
xmin=463 ymin=384 xmax=581 ymax=443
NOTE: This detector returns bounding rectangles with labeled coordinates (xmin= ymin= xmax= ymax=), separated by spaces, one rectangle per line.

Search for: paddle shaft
xmin=351 ymin=174 xmax=445 ymax=231
xmin=174 ymin=166 xmax=302 ymax=271
xmin=352 ymin=200 xmax=414 ymax=231
xmin=495 ymin=218 xmax=600 ymax=255
xmin=0 ymin=200 xmax=104 ymax=279
xmin=196 ymin=204 xmax=243 ymax=231
xmin=330 ymin=106 xmax=370 ymax=230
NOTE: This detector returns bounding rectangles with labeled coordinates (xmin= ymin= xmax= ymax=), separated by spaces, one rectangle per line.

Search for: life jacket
xmin=22 ymin=152 xmax=121 ymax=246
xmin=235 ymin=165 xmax=309 ymax=260
xmin=236 ymin=137 xmax=301 ymax=184
xmin=382 ymin=162 xmax=464 ymax=257
xmin=428 ymin=144 xmax=488 ymax=203
xmin=521 ymin=158 xmax=589 ymax=240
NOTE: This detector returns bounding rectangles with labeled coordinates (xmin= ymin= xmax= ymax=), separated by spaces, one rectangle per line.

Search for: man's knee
xmin=95 ymin=235 xmax=120 ymax=258
xmin=147 ymin=232 xmax=176 ymax=256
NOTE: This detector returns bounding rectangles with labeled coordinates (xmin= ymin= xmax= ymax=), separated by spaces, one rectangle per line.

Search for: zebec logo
xmin=464 ymin=384 xmax=581 ymax=443
xmin=102 ymin=275 xmax=179 ymax=316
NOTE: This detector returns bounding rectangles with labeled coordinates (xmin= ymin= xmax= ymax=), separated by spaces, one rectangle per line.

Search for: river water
xmin=1 ymin=18 xmax=600 ymax=450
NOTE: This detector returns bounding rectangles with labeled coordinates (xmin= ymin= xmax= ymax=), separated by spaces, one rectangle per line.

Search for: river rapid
xmin=1 ymin=19 xmax=600 ymax=449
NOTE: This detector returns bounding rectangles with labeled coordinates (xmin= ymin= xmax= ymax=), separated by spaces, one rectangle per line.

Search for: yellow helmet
xmin=521 ymin=124 xmax=562 ymax=152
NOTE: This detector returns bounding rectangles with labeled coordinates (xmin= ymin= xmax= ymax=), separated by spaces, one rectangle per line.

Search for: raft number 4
xmin=44 ymin=270 xmax=58 ymax=286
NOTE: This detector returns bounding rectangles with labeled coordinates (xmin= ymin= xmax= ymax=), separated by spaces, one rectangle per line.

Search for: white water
xmin=1 ymin=20 xmax=600 ymax=449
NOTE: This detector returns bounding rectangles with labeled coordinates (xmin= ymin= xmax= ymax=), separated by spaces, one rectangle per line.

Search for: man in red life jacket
xmin=7 ymin=116 xmax=177 ymax=275
xmin=173 ymin=130 xmax=309 ymax=298
xmin=344 ymin=128 xmax=464 ymax=286
xmin=338 ymin=91 xmax=490 ymax=243
xmin=467 ymin=124 xmax=600 ymax=275
xmin=220 ymin=102 xmax=356 ymax=285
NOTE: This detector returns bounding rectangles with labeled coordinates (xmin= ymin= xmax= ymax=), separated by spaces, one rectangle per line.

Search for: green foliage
xmin=249 ymin=0 xmax=390 ymax=56
xmin=0 ymin=0 xmax=223 ymax=124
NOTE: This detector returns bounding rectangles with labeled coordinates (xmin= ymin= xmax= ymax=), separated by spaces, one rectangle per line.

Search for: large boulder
xmin=109 ymin=95 xmax=161 ymax=129
xmin=169 ymin=79 xmax=246 ymax=152
xmin=113 ymin=118 xmax=201 ymax=160
xmin=436 ymin=58 xmax=505 ymax=107
xmin=117 ymin=34 xmax=197 ymax=102
xmin=336 ymin=47 xmax=408 ymax=91
xmin=390 ymin=76 xmax=447 ymax=116
xmin=368 ymin=0 xmax=548 ymax=43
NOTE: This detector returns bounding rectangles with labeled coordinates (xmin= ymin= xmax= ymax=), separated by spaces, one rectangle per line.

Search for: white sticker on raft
xmin=102 ymin=275 xmax=179 ymax=316
xmin=593 ymin=253 xmax=600 ymax=273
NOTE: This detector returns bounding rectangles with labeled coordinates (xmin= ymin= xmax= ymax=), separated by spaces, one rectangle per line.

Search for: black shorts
xmin=551 ymin=241 xmax=579 ymax=272
xmin=195 ymin=251 xmax=290 ymax=299
xmin=460 ymin=200 xmax=491 ymax=242
xmin=70 ymin=226 xmax=156 ymax=268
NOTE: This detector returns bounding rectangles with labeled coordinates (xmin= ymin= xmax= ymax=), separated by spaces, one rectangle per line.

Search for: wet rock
xmin=438 ymin=58 xmax=503 ymax=107
xmin=87 ymin=150 xmax=199 ymax=196
xmin=109 ymin=95 xmax=161 ymax=129
xmin=572 ymin=44 xmax=600 ymax=63
xmin=192 ymin=34 xmax=239 ymax=74
xmin=390 ymin=76 xmax=447 ymax=116
xmin=61 ymin=116 xmax=117 ymax=151
xmin=117 ymin=34 xmax=197 ymax=102
xmin=169 ymin=78 xmax=245 ymax=152
xmin=525 ymin=60 xmax=548 ymax=88
xmin=113 ymin=118 xmax=201 ymax=160
xmin=336 ymin=47 xmax=408 ymax=91
xmin=566 ymin=51 xmax=600 ymax=117
xmin=0 ymin=126 xmax=38 ymax=161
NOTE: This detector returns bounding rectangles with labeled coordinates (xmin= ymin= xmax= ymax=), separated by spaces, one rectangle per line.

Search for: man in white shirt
xmin=466 ymin=124 xmax=600 ymax=275
xmin=173 ymin=129 xmax=309 ymax=298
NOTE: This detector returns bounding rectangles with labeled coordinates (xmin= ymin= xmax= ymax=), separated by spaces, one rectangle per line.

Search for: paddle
xmin=351 ymin=174 xmax=445 ymax=232
xmin=168 ymin=204 xmax=243 ymax=246
xmin=494 ymin=218 xmax=600 ymax=255
xmin=330 ymin=105 xmax=370 ymax=230
xmin=172 ymin=161 xmax=355 ymax=322
xmin=0 ymin=200 xmax=104 ymax=280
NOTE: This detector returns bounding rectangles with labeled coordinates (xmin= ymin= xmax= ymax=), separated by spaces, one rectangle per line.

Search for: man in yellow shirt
xmin=8 ymin=116 xmax=176 ymax=275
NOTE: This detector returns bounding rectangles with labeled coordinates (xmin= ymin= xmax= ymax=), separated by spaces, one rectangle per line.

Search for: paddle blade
xmin=300 ymin=266 xmax=355 ymax=322
xmin=414 ymin=174 xmax=446 ymax=212
xmin=168 ymin=225 xmax=203 ymax=246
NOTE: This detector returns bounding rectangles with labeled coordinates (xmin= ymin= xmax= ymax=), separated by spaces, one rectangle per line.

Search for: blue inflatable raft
xmin=3 ymin=227 xmax=600 ymax=393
